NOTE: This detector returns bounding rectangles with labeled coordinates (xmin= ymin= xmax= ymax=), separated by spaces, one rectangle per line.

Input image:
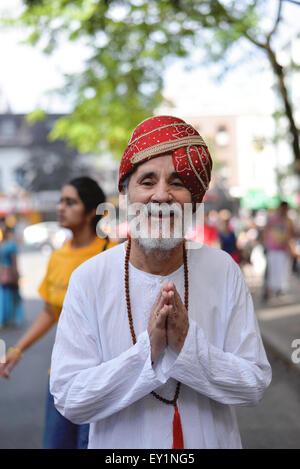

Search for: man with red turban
xmin=50 ymin=116 xmax=271 ymax=449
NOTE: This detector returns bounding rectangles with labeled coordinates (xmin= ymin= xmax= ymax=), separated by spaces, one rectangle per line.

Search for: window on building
xmin=14 ymin=168 xmax=24 ymax=187
xmin=0 ymin=118 xmax=17 ymax=140
xmin=215 ymin=126 xmax=229 ymax=147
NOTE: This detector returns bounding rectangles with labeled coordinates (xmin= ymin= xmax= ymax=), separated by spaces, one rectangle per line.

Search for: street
xmin=0 ymin=249 xmax=300 ymax=449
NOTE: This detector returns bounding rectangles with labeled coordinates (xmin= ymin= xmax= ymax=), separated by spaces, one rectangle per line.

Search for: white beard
xmin=137 ymin=236 xmax=183 ymax=257
xmin=127 ymin=198 xmax=185 ymax=257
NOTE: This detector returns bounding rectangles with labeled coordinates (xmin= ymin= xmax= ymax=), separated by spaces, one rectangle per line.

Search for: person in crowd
xmin=188 ymin=211 xmax=220 ymax=247
xmin=49 ymin=116 xmax=271 ymax=449
xmin=0 ymin=176 xmax=116 ymax=449
xmin=262 ymin=201 xmax=294 ymax=300
xmin=0 ymin=224 xmax=24 ymax=328
xmin=218 ymin=209 xmax=242 ymax=264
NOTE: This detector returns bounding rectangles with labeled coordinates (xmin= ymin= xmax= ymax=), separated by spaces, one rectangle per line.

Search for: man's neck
xmin=129 ymin=238 xmax=184 ymax=276
xmin=70 ymin=226 xmax=96 ymax=249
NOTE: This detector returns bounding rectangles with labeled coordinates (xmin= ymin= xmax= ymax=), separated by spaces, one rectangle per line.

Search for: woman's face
xmin=57 ymin=185 xmax=94 ymax=231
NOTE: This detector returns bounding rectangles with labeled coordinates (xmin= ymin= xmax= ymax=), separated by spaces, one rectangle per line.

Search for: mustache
xmin=145 ymin=202 xmax=182 ymax=218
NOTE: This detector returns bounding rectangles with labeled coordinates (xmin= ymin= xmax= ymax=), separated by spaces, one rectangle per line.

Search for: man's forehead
xmin=134 ymin=154 xmax=175 ymax=175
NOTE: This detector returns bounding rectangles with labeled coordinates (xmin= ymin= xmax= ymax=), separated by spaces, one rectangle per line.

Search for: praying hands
xmin=147 ymin=282 xmax=189 ymax=362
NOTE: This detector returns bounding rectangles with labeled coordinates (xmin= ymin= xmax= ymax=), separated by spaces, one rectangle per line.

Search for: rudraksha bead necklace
xmin=124 ymin=237 xmax=189 ymax=407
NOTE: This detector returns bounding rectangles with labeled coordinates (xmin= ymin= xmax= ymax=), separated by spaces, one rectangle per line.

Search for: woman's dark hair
xmin=68 ymin=176 xmax=106 ymax=233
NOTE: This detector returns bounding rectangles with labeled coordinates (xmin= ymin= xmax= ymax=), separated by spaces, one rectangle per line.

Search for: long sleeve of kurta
xmin=161 ymin=266 xmax=271 ymax=405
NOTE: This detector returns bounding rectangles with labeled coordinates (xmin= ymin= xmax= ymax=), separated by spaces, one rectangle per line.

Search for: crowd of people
xmin=0 ymin=114 xmax=298 ymax=449
xmin=189 ymin=203 xmax=300 ymax=299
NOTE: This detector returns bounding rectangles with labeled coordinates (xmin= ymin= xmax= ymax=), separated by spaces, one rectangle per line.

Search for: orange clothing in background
xmin=38 ymin=237 xmax=116 ymax=321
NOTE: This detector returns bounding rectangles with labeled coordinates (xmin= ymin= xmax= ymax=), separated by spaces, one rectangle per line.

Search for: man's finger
xmin=162 ymin=281 xmax=175 ymax=293
xmin=168 ymin=290 xmax=175 ymax=301
xmin=151 ymin=289 xmax=165 ymax=316
xmin=153 ymin=289 xmax=162 ymax=309
xmin=158 ymin=290 xmax=169 ymax=309
xmin=174 ymin=288 xmax=185 ymax=308
xmin=156 ymin=304 xmax=169 ymax=327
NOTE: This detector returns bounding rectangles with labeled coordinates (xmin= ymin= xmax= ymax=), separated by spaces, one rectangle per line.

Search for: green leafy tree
xmin=5 ymin=0 xmax=300 ymax=169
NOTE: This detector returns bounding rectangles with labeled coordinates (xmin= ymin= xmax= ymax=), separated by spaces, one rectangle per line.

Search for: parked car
xmin=23 ymin=222 xmax=72 ymax=252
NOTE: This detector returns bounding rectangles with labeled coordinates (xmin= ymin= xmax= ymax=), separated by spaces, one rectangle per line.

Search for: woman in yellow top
xmin=0 ymin=176 xmax=116 ymax=449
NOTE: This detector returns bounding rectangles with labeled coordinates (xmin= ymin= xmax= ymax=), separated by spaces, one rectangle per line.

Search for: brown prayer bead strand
xmin=151 ymin=381 xmax=181 ymax=406
xmin=125 ymin=241 xmax=137 ymax=344
xmin=124 ymin=238 xmax=189 ymax=408
xmin=183 ymin=240 xmax=189 ymax=312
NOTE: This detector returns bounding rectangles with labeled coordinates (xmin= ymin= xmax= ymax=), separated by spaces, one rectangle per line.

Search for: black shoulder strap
xmin=102 ymin=237 xmax=110 ymax=252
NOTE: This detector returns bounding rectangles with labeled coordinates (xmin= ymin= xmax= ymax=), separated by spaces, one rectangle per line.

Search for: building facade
xmin=0 ymin=113 xmax=119 ymax=219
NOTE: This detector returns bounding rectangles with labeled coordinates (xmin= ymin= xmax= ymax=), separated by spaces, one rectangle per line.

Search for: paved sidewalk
xmin=242 ymin=264 xmax=300 ymax=373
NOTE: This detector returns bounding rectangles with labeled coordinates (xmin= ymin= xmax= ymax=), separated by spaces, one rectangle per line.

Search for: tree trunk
xmin=266 ymin=45 xmax=300 ymax=172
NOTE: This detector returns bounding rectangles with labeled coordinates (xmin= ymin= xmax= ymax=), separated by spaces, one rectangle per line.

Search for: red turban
xmin=118 ymin=115 xmax=213 ymax=204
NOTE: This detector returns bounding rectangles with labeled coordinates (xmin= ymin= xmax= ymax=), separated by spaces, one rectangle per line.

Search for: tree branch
xmin=267 ymin=0 xmax=283 ymax=42
xmin=243 ymin=30 xmax=266 ymax=49
xmin=282 ymin=0 xmax=300 ymax=6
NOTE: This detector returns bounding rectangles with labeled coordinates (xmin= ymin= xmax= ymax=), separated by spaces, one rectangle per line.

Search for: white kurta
xmin=50 ymin=242 xmax=271 ymax=449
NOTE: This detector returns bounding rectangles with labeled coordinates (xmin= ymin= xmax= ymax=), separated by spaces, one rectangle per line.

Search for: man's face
xmin=123 ymin=154 xmax=192 ymax=249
